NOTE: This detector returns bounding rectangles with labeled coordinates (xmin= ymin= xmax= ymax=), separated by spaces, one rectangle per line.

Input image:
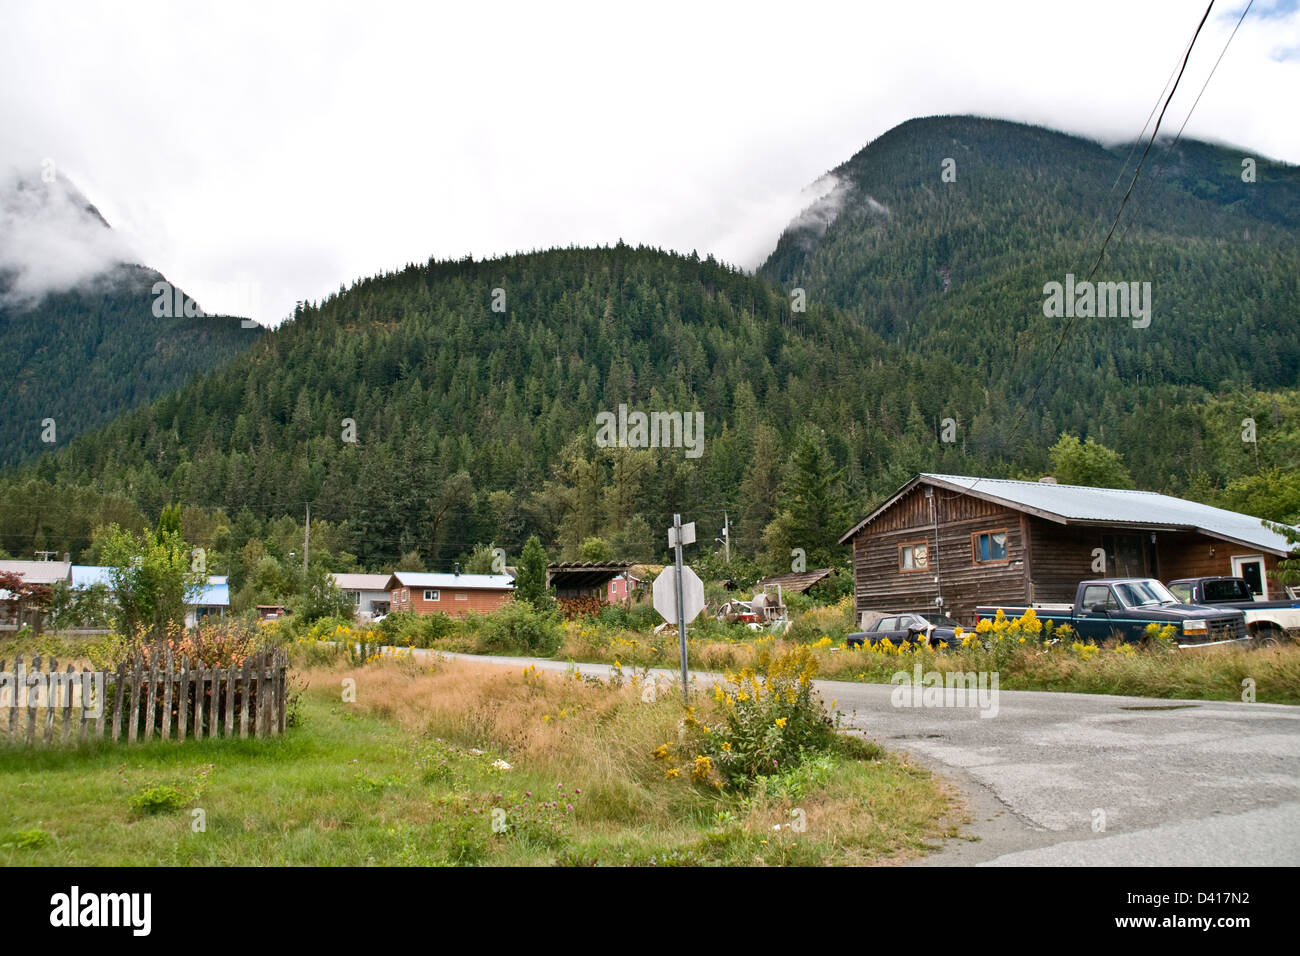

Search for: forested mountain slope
xmin=761 ymin=114 xmax=1300 ymax=493
xmin=0 ymin=173 xmax=259 ymax=467
xmin=3 ymin=117 xmax=1297 ymax=575
xmin=8 ymin=245 xmax=990 ymax=568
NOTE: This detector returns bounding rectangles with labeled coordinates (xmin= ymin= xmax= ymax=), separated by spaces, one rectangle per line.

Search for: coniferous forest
xmin=2 ymin=116 xmax=1297 ymax=602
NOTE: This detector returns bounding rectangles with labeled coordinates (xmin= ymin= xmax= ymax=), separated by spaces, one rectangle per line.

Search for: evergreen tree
xmin=515 ymin=535 xmax=552 ymax=608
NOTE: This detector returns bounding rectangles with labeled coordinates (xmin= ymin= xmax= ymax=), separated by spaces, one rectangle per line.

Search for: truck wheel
xmin=1254 ymin=626 xmax=1284 ymax=649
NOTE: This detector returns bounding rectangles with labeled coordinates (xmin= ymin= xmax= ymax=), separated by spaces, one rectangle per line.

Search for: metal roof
xmin=70 ymin=565 xmax=113 ymax=588
xmin=193 ymin=579 xmax=229 ymax=607
xmin=384 ymin=572 xmax=514 ymax=591
xmin=330 ymin=573 xmax=392 ymax=591
xmin=755 ymin=568 xmax=838 ymax=593
xmin=546 ymin=562 xmax=632 ymax=589
xmin=839 ymin=474 xmax=1297 ymax=556
xmin=0 ymin=560 xmax=71 ymax=584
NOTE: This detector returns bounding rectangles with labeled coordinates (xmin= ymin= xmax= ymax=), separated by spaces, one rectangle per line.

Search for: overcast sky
xmin=2 ymin=0 xmax=1297 ymax=325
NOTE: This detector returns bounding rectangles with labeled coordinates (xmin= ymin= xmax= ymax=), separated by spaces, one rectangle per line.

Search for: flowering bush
xmin=656 ymin=645 xmax=838 ymax=791
xmin=92 ymin=619 xmax=267 ymax=669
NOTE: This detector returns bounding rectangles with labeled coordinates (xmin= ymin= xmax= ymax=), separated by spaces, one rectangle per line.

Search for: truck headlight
xmin=1183 ymin=619 xmax=1207 ymax=634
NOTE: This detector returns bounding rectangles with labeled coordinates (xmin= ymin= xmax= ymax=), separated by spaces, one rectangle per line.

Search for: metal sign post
xmin=673 ymin=514 xmax=688 ymax=704
xmin=653 ymin=518 xmax=703 ymax=706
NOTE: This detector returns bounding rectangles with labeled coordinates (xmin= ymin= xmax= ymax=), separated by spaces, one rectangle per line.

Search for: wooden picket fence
xmin=0 ymin=649 xmax=288 ymax=746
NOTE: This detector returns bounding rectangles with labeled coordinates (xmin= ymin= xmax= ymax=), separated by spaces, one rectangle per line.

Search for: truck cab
xmin=976 ymin=578 xmax=1249 ymax=648
xmin=1167 ymin=576 xmax=1300 ymax=646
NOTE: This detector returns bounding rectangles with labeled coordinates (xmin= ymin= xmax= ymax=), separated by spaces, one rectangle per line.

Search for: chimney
xmin=1038 ymin=476 xmax=1057 ymax=484
xmin=63 ymin=552 xmax=71 ymax=563
xmin=454 ymin=562 xmax=461 ymax=577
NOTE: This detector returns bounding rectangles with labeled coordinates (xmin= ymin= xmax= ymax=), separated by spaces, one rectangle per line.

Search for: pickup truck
xmin=1167 ymin=576 xmax=1300 ymax=646
xmin=976 ymin=578 xmax=1250 ymax=649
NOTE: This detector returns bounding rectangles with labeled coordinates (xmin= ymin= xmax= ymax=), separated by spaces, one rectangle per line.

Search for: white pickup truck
xmin=1167 ymin=576 xmax=1300 ymax=646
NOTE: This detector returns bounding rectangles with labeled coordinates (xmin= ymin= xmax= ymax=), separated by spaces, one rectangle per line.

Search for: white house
xmin=331 ymin=573 xmax=393 ymax=621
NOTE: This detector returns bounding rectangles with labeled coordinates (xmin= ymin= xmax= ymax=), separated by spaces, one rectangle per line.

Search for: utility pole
xmin=716 ymin=512 xmax=730 ymax=564
xmin=304 ymin=503 xmax=310 ymax=573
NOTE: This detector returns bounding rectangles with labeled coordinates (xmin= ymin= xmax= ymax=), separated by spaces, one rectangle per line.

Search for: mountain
xmin=4 ymin=245 xmax=984 ymax=568
xmin=761 ymin=115 xmax=1300 ymax=459
xmin=2 ymin=117 xmax=1297 ymax=577
xmin=0 ymin=171 xmax=260 ymax=467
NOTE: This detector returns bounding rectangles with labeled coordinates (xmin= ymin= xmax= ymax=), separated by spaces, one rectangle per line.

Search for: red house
xmin=384 ymin=571 xmax=514 ymax=617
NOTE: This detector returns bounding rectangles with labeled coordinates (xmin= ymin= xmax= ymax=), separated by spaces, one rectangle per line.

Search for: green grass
xmin=0 ymin=664 xmax=956 ymax=866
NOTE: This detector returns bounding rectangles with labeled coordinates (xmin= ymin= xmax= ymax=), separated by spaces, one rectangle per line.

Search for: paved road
xmin=408 ymin=649 xmax=1300 ymax=865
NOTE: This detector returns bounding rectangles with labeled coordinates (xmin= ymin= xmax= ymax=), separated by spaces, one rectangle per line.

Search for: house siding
xmin=390 ymin=587 xmax=511 ymax=617
xmin=852 ymin=486 xmax=1028 ymax=626
xmin=851 ymin=480 xmax=1291 ymax=627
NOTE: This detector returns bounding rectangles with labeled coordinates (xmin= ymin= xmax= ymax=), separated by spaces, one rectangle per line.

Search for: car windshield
xmin=1114 ymin=579 xmax=1178 ymax=608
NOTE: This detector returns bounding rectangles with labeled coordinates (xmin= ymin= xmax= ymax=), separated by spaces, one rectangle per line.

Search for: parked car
xmin=1166 ymin=576 xmax=1300 ymax=647
xmin=976 ymin=578 xmax=1249 ymax=648
xmin=847 ymin=612 xmax=964 ymax=648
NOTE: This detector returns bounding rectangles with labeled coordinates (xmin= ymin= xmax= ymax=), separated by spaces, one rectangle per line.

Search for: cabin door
xmin=1102 ymin=533 xmax=1156 ymax=578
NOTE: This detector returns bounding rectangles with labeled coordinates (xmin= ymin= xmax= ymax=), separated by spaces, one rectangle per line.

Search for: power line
xmin=1011 ymin=0 xmax=1219 ymax=436
xmin=1117 ymin=0 xmax=1256 ymax=244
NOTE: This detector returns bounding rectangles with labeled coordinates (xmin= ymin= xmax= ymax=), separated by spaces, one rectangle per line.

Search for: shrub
xmin=654 ymin=645 xmax=838 ymax=791
xmin=375 ymin=611 xmax=457 ymax=648
xmin=597 ymin=601 xmax=660 ymax=632
xmin=128 ymin=784 xmax=190 ymax=815
xmin=2 ymin=828 xmax=51 ymax=849
xmin=479 ymin=601 xmax=563 ymax=656
xmin=128 ymin=765 xmax=212 ymax=815
xmin=785 ymin=596 xmax=854 ymax=644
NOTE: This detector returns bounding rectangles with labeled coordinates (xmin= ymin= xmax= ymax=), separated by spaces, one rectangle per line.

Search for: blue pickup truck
xmin=976 ymin=578 xmax=1250 ymax=649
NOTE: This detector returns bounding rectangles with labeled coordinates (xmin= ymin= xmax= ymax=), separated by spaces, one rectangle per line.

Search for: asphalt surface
xmin=407 ymin=649 xmax=1300 ymax=866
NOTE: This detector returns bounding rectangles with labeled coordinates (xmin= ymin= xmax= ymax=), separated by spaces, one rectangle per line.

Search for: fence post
xmin=111 ymin=661 xmax=127 ymax=743
xmin=7 ymin=654 xmax=18 ymax=743
xmin=193 ymin=664 xmax=205 ymax=740
xmin=177 ymin=655 xmax=190 ymax=740
xmin=81 ymin=667 xmax=93 ymax=744
xmin=26 ymin=654 xmax=40 ymax=746
xmin=127 ymin=654 xmax=142 ymax=744
xmin=161 ymin=650 xmax=173 ymax=742
xmin=61 ymin=663 xmax=74 ymax=744
xmin=42 ymin=656 xmax=57 ymax=745
xmin=240 ymin=657 xmax=252 ymax=739
xmin=144 ymin=656 xmax=158 ymax=740
xmin=278 ymin=649 xmax=288 ymax=734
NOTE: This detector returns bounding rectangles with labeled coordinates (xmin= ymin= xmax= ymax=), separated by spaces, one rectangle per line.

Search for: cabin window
xmin=972 ymin=530 xmax=1008 ymax=564
xmin=424 ymin=589 xmax=440 ymax=602
xmin=346 ymin=590 xmax=361 ymax=605
xmin=455 ymin=592 xmax=468 ymax=601
xmin=899 ymin=541 xmax=929 ymax=572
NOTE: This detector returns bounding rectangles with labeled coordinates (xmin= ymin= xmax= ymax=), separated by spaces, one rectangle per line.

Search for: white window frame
xmin=424 ymin=589 xmax=440 ymax=602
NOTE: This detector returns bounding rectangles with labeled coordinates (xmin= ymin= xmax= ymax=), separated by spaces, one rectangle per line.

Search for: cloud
xmin=0 ymin=165 xmax=134 ymax=309
xmin=0 ymin=0 xmax=1295 ymax=323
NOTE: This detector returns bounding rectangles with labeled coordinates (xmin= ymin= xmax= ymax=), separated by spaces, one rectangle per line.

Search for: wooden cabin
xmin=839 ymin=474 xmax=1296 ymax=627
